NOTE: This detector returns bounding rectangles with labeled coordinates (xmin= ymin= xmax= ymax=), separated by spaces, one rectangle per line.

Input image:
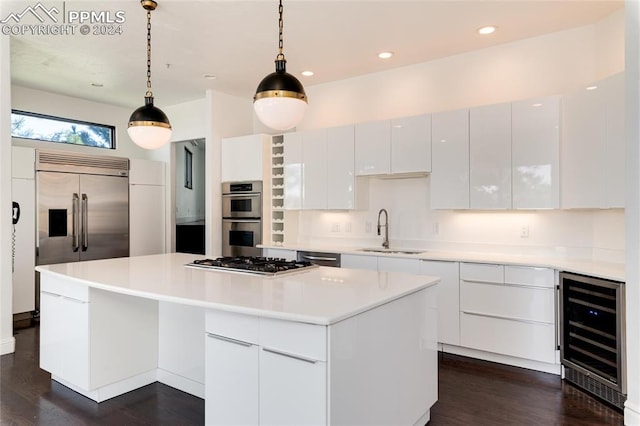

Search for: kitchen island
xmin=36 ymin=253 xmax=439 ymax=425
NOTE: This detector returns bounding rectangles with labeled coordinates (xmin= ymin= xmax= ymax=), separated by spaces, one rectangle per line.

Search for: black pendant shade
xmin=129 ymin=96 xmax=171 ymax=127
xmin=254 ymin=58 xmax=307 ymax=102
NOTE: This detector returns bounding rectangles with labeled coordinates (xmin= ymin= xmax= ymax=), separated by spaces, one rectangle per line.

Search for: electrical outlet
xmin=331 ymin=223 xmax=341 ymax=232
xmin=520 ymin=225 xmax=530 ymax=238
xmin=365 ymin=222 xmax=372 ymax=233
xmin=345 ymin=222 xmax=352 ymax=233
xmin=433 ymin=222 xmax=439 ymax=235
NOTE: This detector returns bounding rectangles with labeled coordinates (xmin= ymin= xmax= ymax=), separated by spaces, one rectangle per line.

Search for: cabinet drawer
xmin=205 ymin=310 xmax=259 ymax=345
xmin=460 ymin=263 xmax=504 ymax=283
xmin=40 ymin=274 xmax=89 ymax=302
xmin=460 ymin=281 xmax=554 ymax=323
xmin=260 ymin=318 xmax=327 ymax=362
xmin=460 ymin=312 xmax=556 ymax=363
xmin=504 ymin=266 xmax=554 ymax=288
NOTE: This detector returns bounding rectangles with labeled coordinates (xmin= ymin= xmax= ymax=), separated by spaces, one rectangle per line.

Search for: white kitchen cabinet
xmin=221 ymin=134 xmax=270 ymax=183
xmin=259 ymin=348 xmax=327 ymax=426
xmin=377 ymin=256 xmax=420 ymax=273
xmin=430 ymin=109 xmax=470 ymax=209
xmin=39 ymin=274 xmax=158 ymax=402
xmin=419 ymin=260 xmax=460 ymax=346
xmin=204 ymin=287 xmax=437 ymax=426
xmin=205 ymin=333 xmax=259 ymax=425
xmin=391 ymin=114 xmax=432 ymax=174
xmin=469 ymin=103 xmax=512 ymax=209
xmin=511 ymin=96 xmax=560 ymax=209
xmin=355 ymin=120 xmax=391 ymax=175
xmin=262 ymin=248 xmax=296 ymax=260
xmin=327 ymin=125 xmax=368 ymax=210
xmin=11 ymin=146 xmax=36 ymax=315
xmin=459 ymin=263 xmax=556 ymax=364
xmin=283 ymin=132 xmax=303 ymax=210
xmin=340 ymin=253 xmax=378 ymax=270
xmin=601 ymin=73 xmax=625 ymax=208
xmin=129 ymin=159 xmax=166 ymax=256
xmin=302 ymin=128 xmax=328 ymax=210
xmin=561 ymin=72 xmax=625 ymax=209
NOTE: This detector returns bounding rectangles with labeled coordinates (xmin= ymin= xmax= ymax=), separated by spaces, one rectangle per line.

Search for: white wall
xmin=11 ymin=85 xmax=155 ymax=160
xmin=624 ymin=1 xmax=639 ymax=423
xmin=291 ymin=9 xmax=625 ymax=262
xmin=1 ymin=33 xmax=15 ymax=355
xmin=175 ymin=140 xmax=205 ymax=224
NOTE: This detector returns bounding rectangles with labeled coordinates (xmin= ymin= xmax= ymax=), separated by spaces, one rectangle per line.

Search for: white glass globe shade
xmin=128 ymin=125 xmax=172 ymax=150
xmin=254 ymin=97 xmax=308 ymax=131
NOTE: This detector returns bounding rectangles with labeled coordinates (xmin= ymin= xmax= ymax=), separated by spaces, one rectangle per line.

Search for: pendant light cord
xmin=277 ymin=0 xmax=284 ymax=60
xmin=146 ymin=8 xmax=153 ymax=98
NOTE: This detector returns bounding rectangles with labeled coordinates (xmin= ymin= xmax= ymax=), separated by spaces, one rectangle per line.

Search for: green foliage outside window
xmin=11 ymin=110 xmax=115 ymax=149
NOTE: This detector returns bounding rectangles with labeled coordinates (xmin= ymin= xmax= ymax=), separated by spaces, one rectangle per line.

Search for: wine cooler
xmin=560 ymin=271 xmax=626 ymax=409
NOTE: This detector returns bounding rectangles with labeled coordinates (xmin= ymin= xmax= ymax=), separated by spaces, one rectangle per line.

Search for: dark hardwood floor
xmin=1 ymin=325 xmax=624 ymax=425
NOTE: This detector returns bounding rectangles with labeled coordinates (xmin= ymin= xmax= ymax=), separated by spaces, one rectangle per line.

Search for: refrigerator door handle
xmin=72 ymin=193 xmax=80 ymax=252
xmin=81 ymin=193 xmax=88 ymax=251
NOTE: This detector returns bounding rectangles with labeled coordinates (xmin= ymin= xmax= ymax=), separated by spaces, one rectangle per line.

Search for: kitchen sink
xmin=358 ymin=248 xmax=426 ymax=255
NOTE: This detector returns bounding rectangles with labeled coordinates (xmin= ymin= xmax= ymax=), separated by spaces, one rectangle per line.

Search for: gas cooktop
xmin=185 ymin=256 xmax=318 ymax=276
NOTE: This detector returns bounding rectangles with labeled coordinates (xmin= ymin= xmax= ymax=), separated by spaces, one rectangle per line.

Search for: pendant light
xmin=253 ymin=0 xmax=307 ymax=131
xmin=128 ymin=0 xmax=172 ymax=150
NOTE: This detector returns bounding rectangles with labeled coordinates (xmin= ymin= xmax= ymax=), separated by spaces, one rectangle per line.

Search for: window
xmin=11 ymin=110 xmax=115 ymax=149
xmin=184 ymin=147 xmax=193 ymax=189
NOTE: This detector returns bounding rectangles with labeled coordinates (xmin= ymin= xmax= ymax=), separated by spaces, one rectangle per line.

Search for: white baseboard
xmin=0 ymin=336 xmax=15 ymax=355
xmin=157 ymin=369 xmax=204 ymax=399
xmin=52 ymin=369 xmax=158 ymax=403
xmin=625 ymin=400 xmax=640 ymax=425
xmin=441 ymin=344 xmax=561 ymax=375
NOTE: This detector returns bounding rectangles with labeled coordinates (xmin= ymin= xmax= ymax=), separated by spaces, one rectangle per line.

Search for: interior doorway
xmin=174 ymin=139 xmax=206 ymax=254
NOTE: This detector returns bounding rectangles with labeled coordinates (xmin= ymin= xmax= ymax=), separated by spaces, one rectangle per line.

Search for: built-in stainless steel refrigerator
xmin=36 ymin=150 xmax=129 ymax=266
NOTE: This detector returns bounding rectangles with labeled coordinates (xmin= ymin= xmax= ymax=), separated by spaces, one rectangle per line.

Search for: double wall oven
xmin=221 ymin=181 xmax=262 ymax=257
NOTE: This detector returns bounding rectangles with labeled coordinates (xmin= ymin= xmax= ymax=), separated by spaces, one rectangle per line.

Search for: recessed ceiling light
xmin=301 ymin=70 xmax=314 ymax=77
xmin=203 ymin=74 xmax=217 ymax=80
xmin=477 ymin=26 xmax=497 ymax=35
xmin=378 ymin=51 xmax=393 ymax=59
xmin=586 ymin=85 xmax=598 ymax=91
xmin=532 ymin=103 xmax=543 ymax=107
xmin=90 ymin=83 xmax=103 ymax=88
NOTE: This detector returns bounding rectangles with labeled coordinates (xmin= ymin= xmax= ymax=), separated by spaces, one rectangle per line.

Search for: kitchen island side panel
xmin=328 ymin=286 xmax=438 ymax=425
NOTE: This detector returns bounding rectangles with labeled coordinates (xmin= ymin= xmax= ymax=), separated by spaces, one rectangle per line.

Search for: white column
xmin=205 ymin=90 xmax=221 ymax=257
xmin=0 ymin=35 xmax=16 ymax=355
xmin=625 ymin=1 xmax=640 ymax=424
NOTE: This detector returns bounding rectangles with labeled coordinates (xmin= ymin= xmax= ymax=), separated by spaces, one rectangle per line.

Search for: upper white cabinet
xmin=511 ymin=96 xmax=560 ymax=209
xmin=391 ymin=114 xmax=432 ymax=174
xmin=561 ymin=72 xmax=625 ymax=209
xmin=283 ymin=132 xmax=303 ymax=210
xmin=355 ymin=116 xmax=431 ymax=176
xmin=284 ymin=126 xmax=367 ymax=211
xmin=327 ymin=125 xmax=368 ymax=210
xmin=430 ymin=109 xmax=470 ymax=209
xmin=469 ymin=103 xmax=512 ymax=209
xmin=301 ymin=129 xmax=328 ymax=210
xmin=221 ymin=134 xmax=270 ymax=183
xmin=355 ymin=120 xmax=391 ymax=175
xmin=129 ymin=159 xmax=166 ymax=256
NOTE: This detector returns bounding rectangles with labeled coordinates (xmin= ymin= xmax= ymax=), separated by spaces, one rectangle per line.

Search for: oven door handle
xmin=222 ymin=193 xmax=260 ymax=198
xmin=222 ymin=218 xmax=262 ymax=223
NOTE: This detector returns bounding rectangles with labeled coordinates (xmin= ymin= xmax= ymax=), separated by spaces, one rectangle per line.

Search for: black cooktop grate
xmin=186 ymin=256 xmax=317 ymax=276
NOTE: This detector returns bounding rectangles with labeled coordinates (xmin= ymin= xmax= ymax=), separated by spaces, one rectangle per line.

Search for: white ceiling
xmin=5 ymin=0 xmax=623 ymax=110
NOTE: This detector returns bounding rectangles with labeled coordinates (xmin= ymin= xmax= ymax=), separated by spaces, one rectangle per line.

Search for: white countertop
xmin=262 ymin=243 xmax=625 ymax=282
xmin=36 ymin=253 xmax=439 ymax=326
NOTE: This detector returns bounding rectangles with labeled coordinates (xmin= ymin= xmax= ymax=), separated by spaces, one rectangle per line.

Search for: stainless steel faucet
xmin=377 ymin=208 xmax=389 ymax=249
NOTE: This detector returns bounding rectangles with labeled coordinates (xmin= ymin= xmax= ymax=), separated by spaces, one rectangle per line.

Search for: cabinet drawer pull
xmin=462 ymin=280 xmax=553 ymax=290
xmin=262 ymin=347 xmax=318 ymax=364
xmin=206 ymin=333 xmax=253 ymax=347
xmin=462 ymin=310 xmax=552 ymax=326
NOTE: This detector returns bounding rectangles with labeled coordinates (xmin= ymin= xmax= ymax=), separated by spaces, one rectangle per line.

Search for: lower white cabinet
xmin=205 ymin=333 xmax=260 ymax=425
xmin=377 ymin=256 xmax=420 ymax=273
xmin=204 ymin=288 xmax=437 ymax=425
xmin=340 ymin=253 xmax=378 ymax=270
xmin=262 ymin=248 xmax=297 ymax=260
xmin=459 ymin=263 xmax=556 ymax=364
xmin=39 ymin=274 xmax=159 ymax=401
xmin=419 ymin=260 xmax=460 ymax=346
xmin=259 ymin=348 xmax=327 ymax=426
